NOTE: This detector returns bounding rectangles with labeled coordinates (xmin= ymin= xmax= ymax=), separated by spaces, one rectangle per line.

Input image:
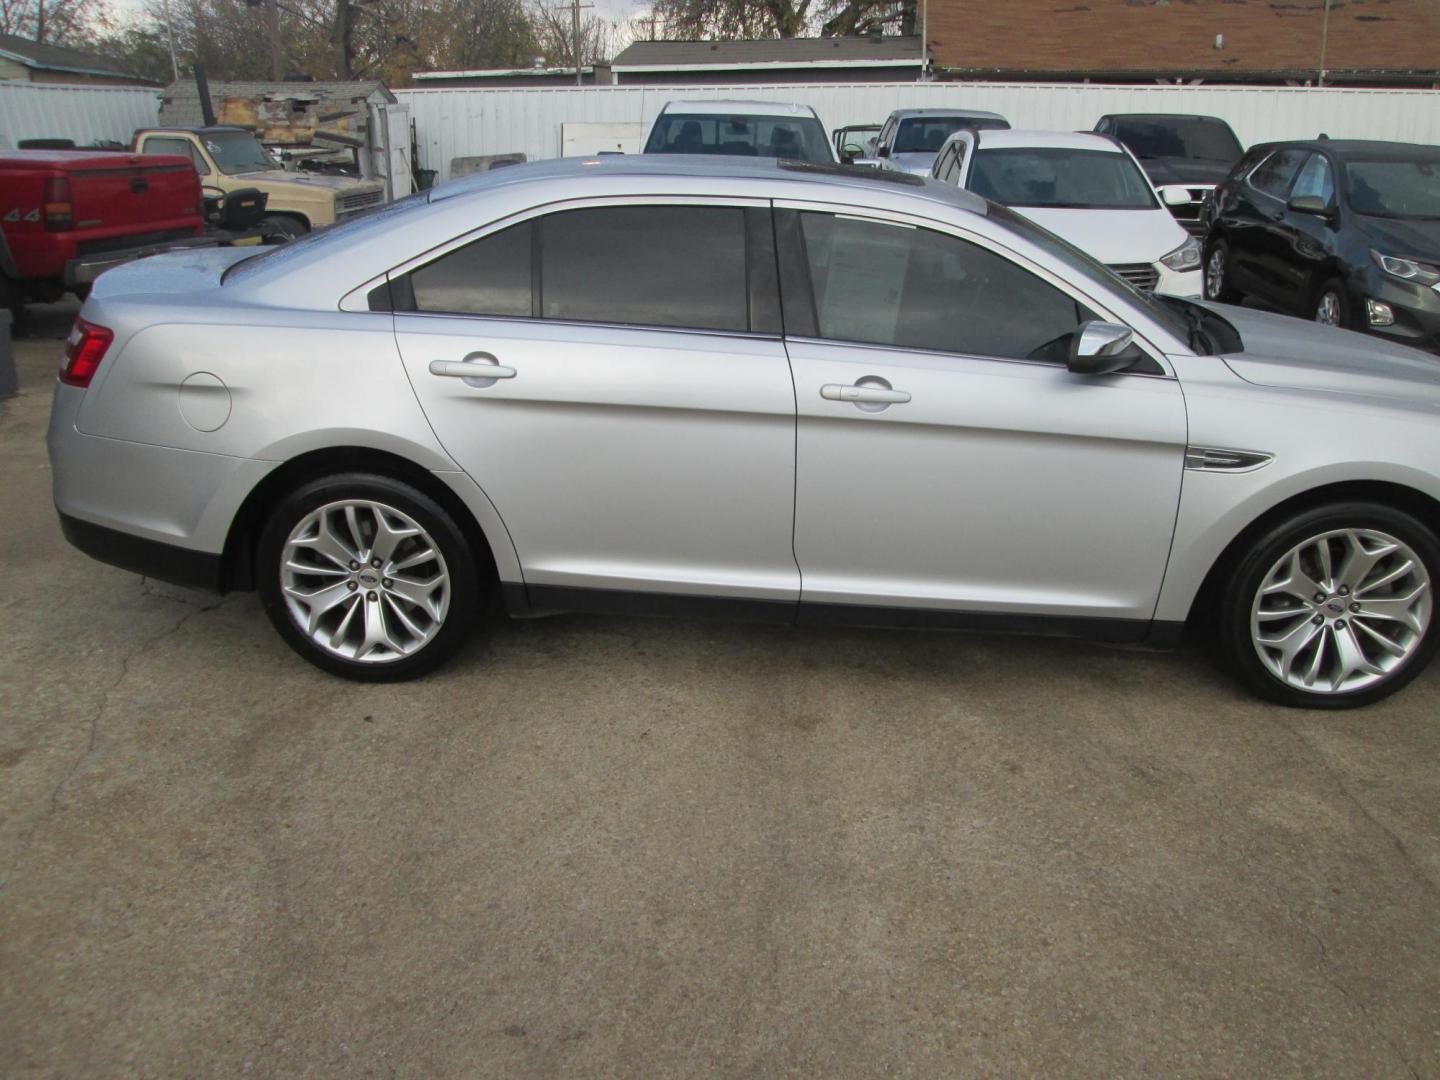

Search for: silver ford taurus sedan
xmin=48 ymin=156 xmax=1440 ymax=707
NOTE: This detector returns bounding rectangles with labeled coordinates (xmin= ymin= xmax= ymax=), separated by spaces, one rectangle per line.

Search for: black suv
xmin=1202 ymin=139 xmax=1440 ymax=353
xmin=1095 ymin=114 xmax=1244 ymax=236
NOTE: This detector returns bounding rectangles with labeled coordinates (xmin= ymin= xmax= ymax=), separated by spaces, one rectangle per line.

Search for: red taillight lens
xmin=60 ymin=319 xmax=113 ymax=388
xmin=43 ymin=175 xmax=73 ymax=231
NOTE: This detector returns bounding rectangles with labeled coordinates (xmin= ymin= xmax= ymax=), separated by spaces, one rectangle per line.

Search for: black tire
xmin=0 ymin=272 xmax=24 ymax=325
xmin=1203 ymin=238 xmax=1244 ymax=303
xmin=1312 ymin=276 xmax=1352 ymax=329
xmin=261 ymin=214 xmax=308 ymax=243
xmin=1217 ymin=501 xmax=1440 ymax=708
xmin=257 ymin=472 xmax=482 ymax=681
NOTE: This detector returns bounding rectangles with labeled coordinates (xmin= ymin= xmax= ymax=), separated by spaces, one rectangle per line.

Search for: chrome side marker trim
xmin=1185 ymin=446 xmax=1275 ymax=472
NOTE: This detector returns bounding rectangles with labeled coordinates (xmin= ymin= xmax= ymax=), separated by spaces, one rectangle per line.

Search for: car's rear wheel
xmin=257 ymin=473 xmax=480 ymax=680
xmin=1218 ymin=502 xmax=1438 ymax=708
xmin=1203 ymin=239 xmax=1243 ymax=303
xmin=1313 ymin=277 xmax=1351 ymax=329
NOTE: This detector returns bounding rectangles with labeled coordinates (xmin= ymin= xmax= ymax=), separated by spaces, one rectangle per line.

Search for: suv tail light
xmin=43 ymin=176 xmax=73 ymax=231
xmin=60 ymin=319 xmax=113 ymax=388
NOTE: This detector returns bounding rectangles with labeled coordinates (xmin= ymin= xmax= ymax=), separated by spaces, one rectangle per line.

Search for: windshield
xmin=984 ymin=201 xmax=1192 ymax=345
xmin=1346 ymin=158 xmax=1440 ymax=220
xmin=969 ymin=148 xmax=1158 ymax=210
xmin=203 ymin=130 xmax=277 ymax=174
xmin=1112 ymin=118 xmax=1242 ymax=163
xmin=894 ymin=116 xmax=1009 ymax=155
xmin=644 ymin=113 xmax=832 ymax=163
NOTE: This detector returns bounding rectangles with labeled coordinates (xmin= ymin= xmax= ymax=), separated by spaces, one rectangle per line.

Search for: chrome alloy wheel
xmin=280 ymin=499 xmax=450 ymax=663
xmin=1315 ymin=290 xmax=1342 ymax=326
xmin=1205 ymin=248 xmax=1225 ymax=299
xmin=1250 ymin=528 xmax=1432 ymax=694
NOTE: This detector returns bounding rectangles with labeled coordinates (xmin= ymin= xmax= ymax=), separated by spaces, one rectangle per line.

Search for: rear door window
xmin=1248 ymin=149 xmax=1308 ymax=199
xmin=400 ymin=204 xmax=769 ymax=334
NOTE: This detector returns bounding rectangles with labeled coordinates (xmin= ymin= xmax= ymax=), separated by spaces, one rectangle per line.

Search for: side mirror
xmin=1162 ymin=186 xmax=1190 ymax=207
xmin=877 ymin=145 xmax=891 ymax=159
xmin=1068 ymin=321 xmax=1139 ymax=375
xmin=1288 ymin=194 xmax=1333 ymax=217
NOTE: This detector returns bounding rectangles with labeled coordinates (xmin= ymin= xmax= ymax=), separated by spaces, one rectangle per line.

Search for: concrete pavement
xmin=2 ymin=302 xmax=1438 ymax=1077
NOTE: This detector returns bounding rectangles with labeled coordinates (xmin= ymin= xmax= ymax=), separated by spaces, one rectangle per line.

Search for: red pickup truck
xmin=0 ymin=150 xmax=210 ymax=322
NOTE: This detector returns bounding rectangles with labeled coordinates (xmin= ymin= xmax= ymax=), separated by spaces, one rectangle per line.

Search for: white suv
xmin=643 ymin=100 xmax=837 ymax=164
xmin=932 ymin=128 xmax=1202 ymax=298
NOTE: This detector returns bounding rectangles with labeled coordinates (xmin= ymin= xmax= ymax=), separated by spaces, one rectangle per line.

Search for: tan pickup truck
xmin=132 ymin=125 xmax=386 ymax=236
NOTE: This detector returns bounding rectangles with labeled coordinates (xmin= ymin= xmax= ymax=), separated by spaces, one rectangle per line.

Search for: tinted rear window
xmin=1111 ymin=118 xmax=1241 ymax=163
xmin=402 ymin=204 xmax=752 ymax=334
xmin=644 ymin=113 xmax=831 ymax=163
xmin=894 ymin=116 xmax=1009 ymax=154
xmin=542 ymin=205 xmax=748 ymax=330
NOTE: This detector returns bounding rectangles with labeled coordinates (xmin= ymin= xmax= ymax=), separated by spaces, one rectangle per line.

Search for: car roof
xmin=889 ymin=108 xmax=1007 ymax=122
xmin=657 ymin=100 xmax=819 ymax=118
xmin=430 ymin=153 xmax=987 ymax=213
xmin=1260 ymin=139 xmax=1440 ymax=162
xmin=968 ymin=129 xmax=1123 ymax=152
xmin=1102 ymin=114 xmax=1229 ymax=124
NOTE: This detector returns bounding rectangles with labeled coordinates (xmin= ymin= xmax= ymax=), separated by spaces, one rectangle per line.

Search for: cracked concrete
xmin=2 ymin=300 xmax=1440 ymax=1077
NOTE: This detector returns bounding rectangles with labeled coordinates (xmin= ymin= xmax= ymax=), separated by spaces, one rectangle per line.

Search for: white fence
xmin=0 ymin=82 xmax=162 ymax=148
xmin=396 ymin=81 xmax=1440 ymax=184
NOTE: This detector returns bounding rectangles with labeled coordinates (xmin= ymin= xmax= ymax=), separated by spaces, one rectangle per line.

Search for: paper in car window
xmin=818 ymin=220 xmax=910 ymax=343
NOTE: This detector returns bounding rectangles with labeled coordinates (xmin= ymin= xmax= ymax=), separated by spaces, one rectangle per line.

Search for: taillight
xmin=43 ymin=175 xmax=73 ymax=231
xmin=60 ymin=319 xmax=113 ymax=388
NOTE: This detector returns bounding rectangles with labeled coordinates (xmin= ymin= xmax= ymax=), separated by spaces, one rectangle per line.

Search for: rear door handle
xmin=428 ymin=354 xmax=517 ymax=383
xmin=820 ymin=383 xmax=911 ymax=404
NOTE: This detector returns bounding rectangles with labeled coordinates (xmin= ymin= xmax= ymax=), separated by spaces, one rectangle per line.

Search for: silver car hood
xmin=1207 ymin=302 xmax=1440 ymax=408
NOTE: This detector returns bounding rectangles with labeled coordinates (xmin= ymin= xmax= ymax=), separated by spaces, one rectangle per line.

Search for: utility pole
xmin=573 ymin=0 xmax=581 ymax=85
xmin=1317 ymin=0 xmax=1331 ymax=86
xmin=161 ymin=0 xmax=180 ymax=80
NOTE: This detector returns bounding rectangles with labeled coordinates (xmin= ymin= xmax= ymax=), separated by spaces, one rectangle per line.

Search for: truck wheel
xmin=261 ymin=215 xmax=308 ymax=243
xmin=0 ymin=273 xmax=24 ymax=325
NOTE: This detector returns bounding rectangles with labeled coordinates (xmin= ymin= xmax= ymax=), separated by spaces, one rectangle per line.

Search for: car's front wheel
xmin=1313 ymin=277 xmax=1351 ymax=329
xmin=257 ymin=473 xmax=481 ymax=680
xmin=1203 ymin=239 xmax=1243 ymax=303
xmin=1218 ymin=502 xmax=1438 ymax=708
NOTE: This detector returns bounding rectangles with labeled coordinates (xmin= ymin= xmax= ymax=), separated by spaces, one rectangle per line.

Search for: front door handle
xmin=429 ymin=357 xmax=517 ymax=381
xmin=429 ymin=352 xmax=516 ymax=389
xmin=820 ymin=383 xmax=911 ymax=405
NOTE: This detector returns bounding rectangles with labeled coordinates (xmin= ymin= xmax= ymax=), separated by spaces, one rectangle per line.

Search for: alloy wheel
xmin=1315 ymin=291 xmax=1342 ymax=326
xmin=1205 ymin=248 xmax=1225 ymax=300
xmin=1250 ymin=527 xmax=1432 ymax=694
xmin=279 ymin=498 xmax=451 ymax=663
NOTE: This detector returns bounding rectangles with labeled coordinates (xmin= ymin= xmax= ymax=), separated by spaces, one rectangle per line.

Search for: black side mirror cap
xmin=877 ymin=146 xmax=890 ymax=158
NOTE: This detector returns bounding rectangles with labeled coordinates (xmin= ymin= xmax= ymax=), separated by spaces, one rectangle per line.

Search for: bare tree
xmin=648 ymin=0 xmax=811 ymax=39
xmin=531 ymin=0 xmax=616 ymax=66
xmin=820 ymin=0 xmax=913 ymax=37
xmin=0 ymin=0 xmax=107 ymax=44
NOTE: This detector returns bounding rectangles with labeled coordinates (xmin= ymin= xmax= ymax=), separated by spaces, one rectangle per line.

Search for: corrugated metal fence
xmin=0 ymin=82 xmax=162 ymax=148
xmin=396 ymin=81 xmax=1440 ymax=183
